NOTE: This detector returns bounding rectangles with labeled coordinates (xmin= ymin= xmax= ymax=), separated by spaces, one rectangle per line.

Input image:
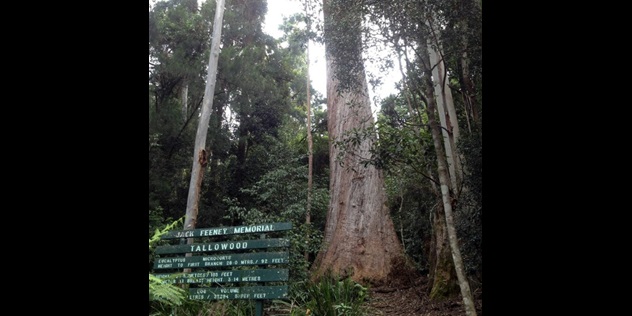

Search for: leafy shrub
xmin=305 ymin=272 xmax=368 ymax=316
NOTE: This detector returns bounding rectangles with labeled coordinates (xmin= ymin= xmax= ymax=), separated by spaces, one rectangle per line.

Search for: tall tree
xmin=149 ymin=0 xmax=210 ymax=226
xmin=311 ymin=0 xmax=408 ymax=284
xmin=303 ymin=0 xmax=314 ymax=262
xmin=183 ymin=0 xmax=226 ymax=231
xmin=419 ymin=32 xmax=476 ymax=314
xmin=365 ymin=1 xmax=481 ymax=312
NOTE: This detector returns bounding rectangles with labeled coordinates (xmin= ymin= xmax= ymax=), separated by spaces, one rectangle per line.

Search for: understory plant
xmin=149 ymin=217 xmax=187 ymax=313
xmin=304 ymin=271 xmax=369 ymax=316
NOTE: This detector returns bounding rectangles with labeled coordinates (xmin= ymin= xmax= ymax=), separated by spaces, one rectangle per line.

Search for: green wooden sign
xmin=154 ymin=251 xmax=289 ymax=269
xmin=188 ymin=285 xmax=288 ymax=300
xmin=154 ymin=268 xmax=288 ymax=284
xmin=162 ymin=222 xmax=292 ymax=239
xmin=155 ymin=238 xmax=289 ymax=255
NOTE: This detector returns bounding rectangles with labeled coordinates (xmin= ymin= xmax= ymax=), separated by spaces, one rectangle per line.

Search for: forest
xmin=149 ymin=0 xmax=482 ymax=315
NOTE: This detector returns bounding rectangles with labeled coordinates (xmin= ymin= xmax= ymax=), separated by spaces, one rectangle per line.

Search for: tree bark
xmin=180 ymin=81 xmax=188 ymax=123
xmin=304 ymin=0 xmax=313 ymax=262
xmin=311 ymin=0 xmax=407 ymax=285
xmin=305 ymin=26 xmax=313 ymax=262
xmin=428 ymin=45 xmax=462 ymax=190
xmin=421 ymin=33 xmax=477 ymax=316
xmin=183 ymin=0 xmax=226 ymax=232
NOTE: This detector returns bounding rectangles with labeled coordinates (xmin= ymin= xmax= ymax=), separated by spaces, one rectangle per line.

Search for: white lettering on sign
xmin=203 ymin=255 xmax=231 ymax=261
xmin=157 ymin=257 xmax=186 ymax=264
xmin=233 ymin=224 xmax=274 ymax=234
xmin=220 ymin=271 xmax=233 ymax=277
xmin=253 ymin=293 xmax=267 ymax=299
xmin=191 ymin=242 xmax=248 ymax=252
xmin=175 ymin=231 xmax=195 ymax=238
xmin=271 ymin=258 xmax=284 ymax=263
xmin=241 ymin=276 xmax=261 ymax=282
xmin=220 ymin=288 xmax=239 ymax=294
xmin=213 ymin=294 xmax=229 ymax=299
xmin=240 ymin=260 xmax=254 ymax=265
xmin=234 ymin=293 xmax=250 ymax=299
xmin=189 ymin=295 xmax=205 ymax=300
xmin=190 ymin=272 xmax=218 ymax=278
xmin=199 ymin=228 xmax=229 ymax=236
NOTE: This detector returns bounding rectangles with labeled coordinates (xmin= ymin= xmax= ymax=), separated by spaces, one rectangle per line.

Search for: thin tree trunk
xmin=459 ymin=0 xmax=481 ymax=132
xmin=305 ymin=5 xmax=313 ymax=261
xmin=421 ymin=35 xmax=477 ymax=316
xmin=183 ymin=0 xmax=226 ymax=232
xmin=427 ymin=20 xmax=462 ymax=192
xmin=181 ymin=81 xmax=188 ymax=123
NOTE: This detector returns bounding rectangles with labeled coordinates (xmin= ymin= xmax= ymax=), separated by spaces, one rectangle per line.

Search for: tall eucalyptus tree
xmin=311 ymin=0 xmax=409 ymax=284
xmin=366 ymin=1 xmax=481 ymax=314
xmin=183 ymin=0 xmax=225 ymax=232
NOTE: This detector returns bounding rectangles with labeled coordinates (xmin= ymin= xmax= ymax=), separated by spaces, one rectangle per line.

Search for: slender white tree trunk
xmin=428 ymin=31 xmax=462 ymax=190
xmin=422 ymin=31 xmax=477 ymax=316
xmin=181 ymin=81 xmax=188 ymax=122
xmin=305 ymin=1 xmax=313 ymax=261
xmin=184 ymin=0 xmax=226 ymax=232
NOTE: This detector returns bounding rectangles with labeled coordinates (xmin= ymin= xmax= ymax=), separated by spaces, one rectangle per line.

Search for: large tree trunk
xmin=311 ymin=0 xmax=407 ymax=285
xmin=428 ymin=201 xmax=459 ymax=298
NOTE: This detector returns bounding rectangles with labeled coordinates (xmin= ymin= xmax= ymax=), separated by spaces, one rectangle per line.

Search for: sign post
xmin=153 ymin=222 xmax=292 ymax=316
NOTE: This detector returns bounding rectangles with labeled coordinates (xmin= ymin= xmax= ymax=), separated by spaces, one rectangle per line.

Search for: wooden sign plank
xmin=161 ymin=222 xmax=293 ymax=239
xmin=155 ymin=238 xmax=289 ymax=255
xmin=154 ymin=268 xmax=288 ymax=284
xmin=153 ymin=251 xmax=289 ymax=269
xmin=188 ymin=285 xmax=288 ymax=300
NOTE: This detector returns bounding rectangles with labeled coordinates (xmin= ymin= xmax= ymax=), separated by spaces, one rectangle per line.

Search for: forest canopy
xmin=149 ymin=0 xmax=481 ymax=315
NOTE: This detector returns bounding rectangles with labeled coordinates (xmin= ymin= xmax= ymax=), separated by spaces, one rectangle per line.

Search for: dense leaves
xmin=149 ymin=0 xmax=481 ymax=314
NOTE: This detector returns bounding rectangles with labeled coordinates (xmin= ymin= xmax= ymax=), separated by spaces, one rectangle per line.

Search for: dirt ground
xmin=364 ymin=274 xmax=483 ymax=316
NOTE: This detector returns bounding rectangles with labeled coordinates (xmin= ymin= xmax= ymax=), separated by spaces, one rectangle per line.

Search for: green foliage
xmin=268 ymin=272 xmax=369 ymax=316
xmin=304 ymin=272 xmax=369 ymax=316
xmin=149 ymin=273 xmax=187 ymax=307
xmin=149 ymin=217 xmax=187 ymax=311
xmin=149 ymin=216 xmax=184 ymax=249
xmin=150 ymin=299 xmax=254 ymax=316
xmin=454 ymin=130 xmax=482 ymax=288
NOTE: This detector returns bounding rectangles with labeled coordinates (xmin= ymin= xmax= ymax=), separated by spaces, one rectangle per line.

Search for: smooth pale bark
xmin=304 ymin=0 xmax=313 ymax=262
xmin=305 ymin=2 xmax=313 ymax=261
xmin=183 ymin=0 xmax=226 ymax=232
xmin=181 ymin=81 xmax=188 ymax=122
xmin=312 ymin=0 xmax=405 ymax=284
xmin=428 ymin=22 xmax=462 ymax=191
xmin=421 ymin=38 xmax=477 ymax=316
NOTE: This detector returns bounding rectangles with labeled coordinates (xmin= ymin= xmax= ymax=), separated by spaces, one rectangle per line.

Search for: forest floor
xmin=363 ymin=274 xmax=483 ymax=316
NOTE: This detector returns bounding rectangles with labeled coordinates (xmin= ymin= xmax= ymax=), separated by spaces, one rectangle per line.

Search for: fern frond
xmin=149 ymin=217 xmax=184 ymax=250
xmin=149 ymin=273 xmax=187 ymax=306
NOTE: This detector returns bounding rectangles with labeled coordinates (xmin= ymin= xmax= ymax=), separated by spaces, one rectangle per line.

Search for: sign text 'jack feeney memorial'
xmin=154 ymin=222 xmax=292 ymax=301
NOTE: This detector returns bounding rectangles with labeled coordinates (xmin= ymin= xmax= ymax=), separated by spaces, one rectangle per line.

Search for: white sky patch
xmin=264 ymin=0 xmax=327 ymax=101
